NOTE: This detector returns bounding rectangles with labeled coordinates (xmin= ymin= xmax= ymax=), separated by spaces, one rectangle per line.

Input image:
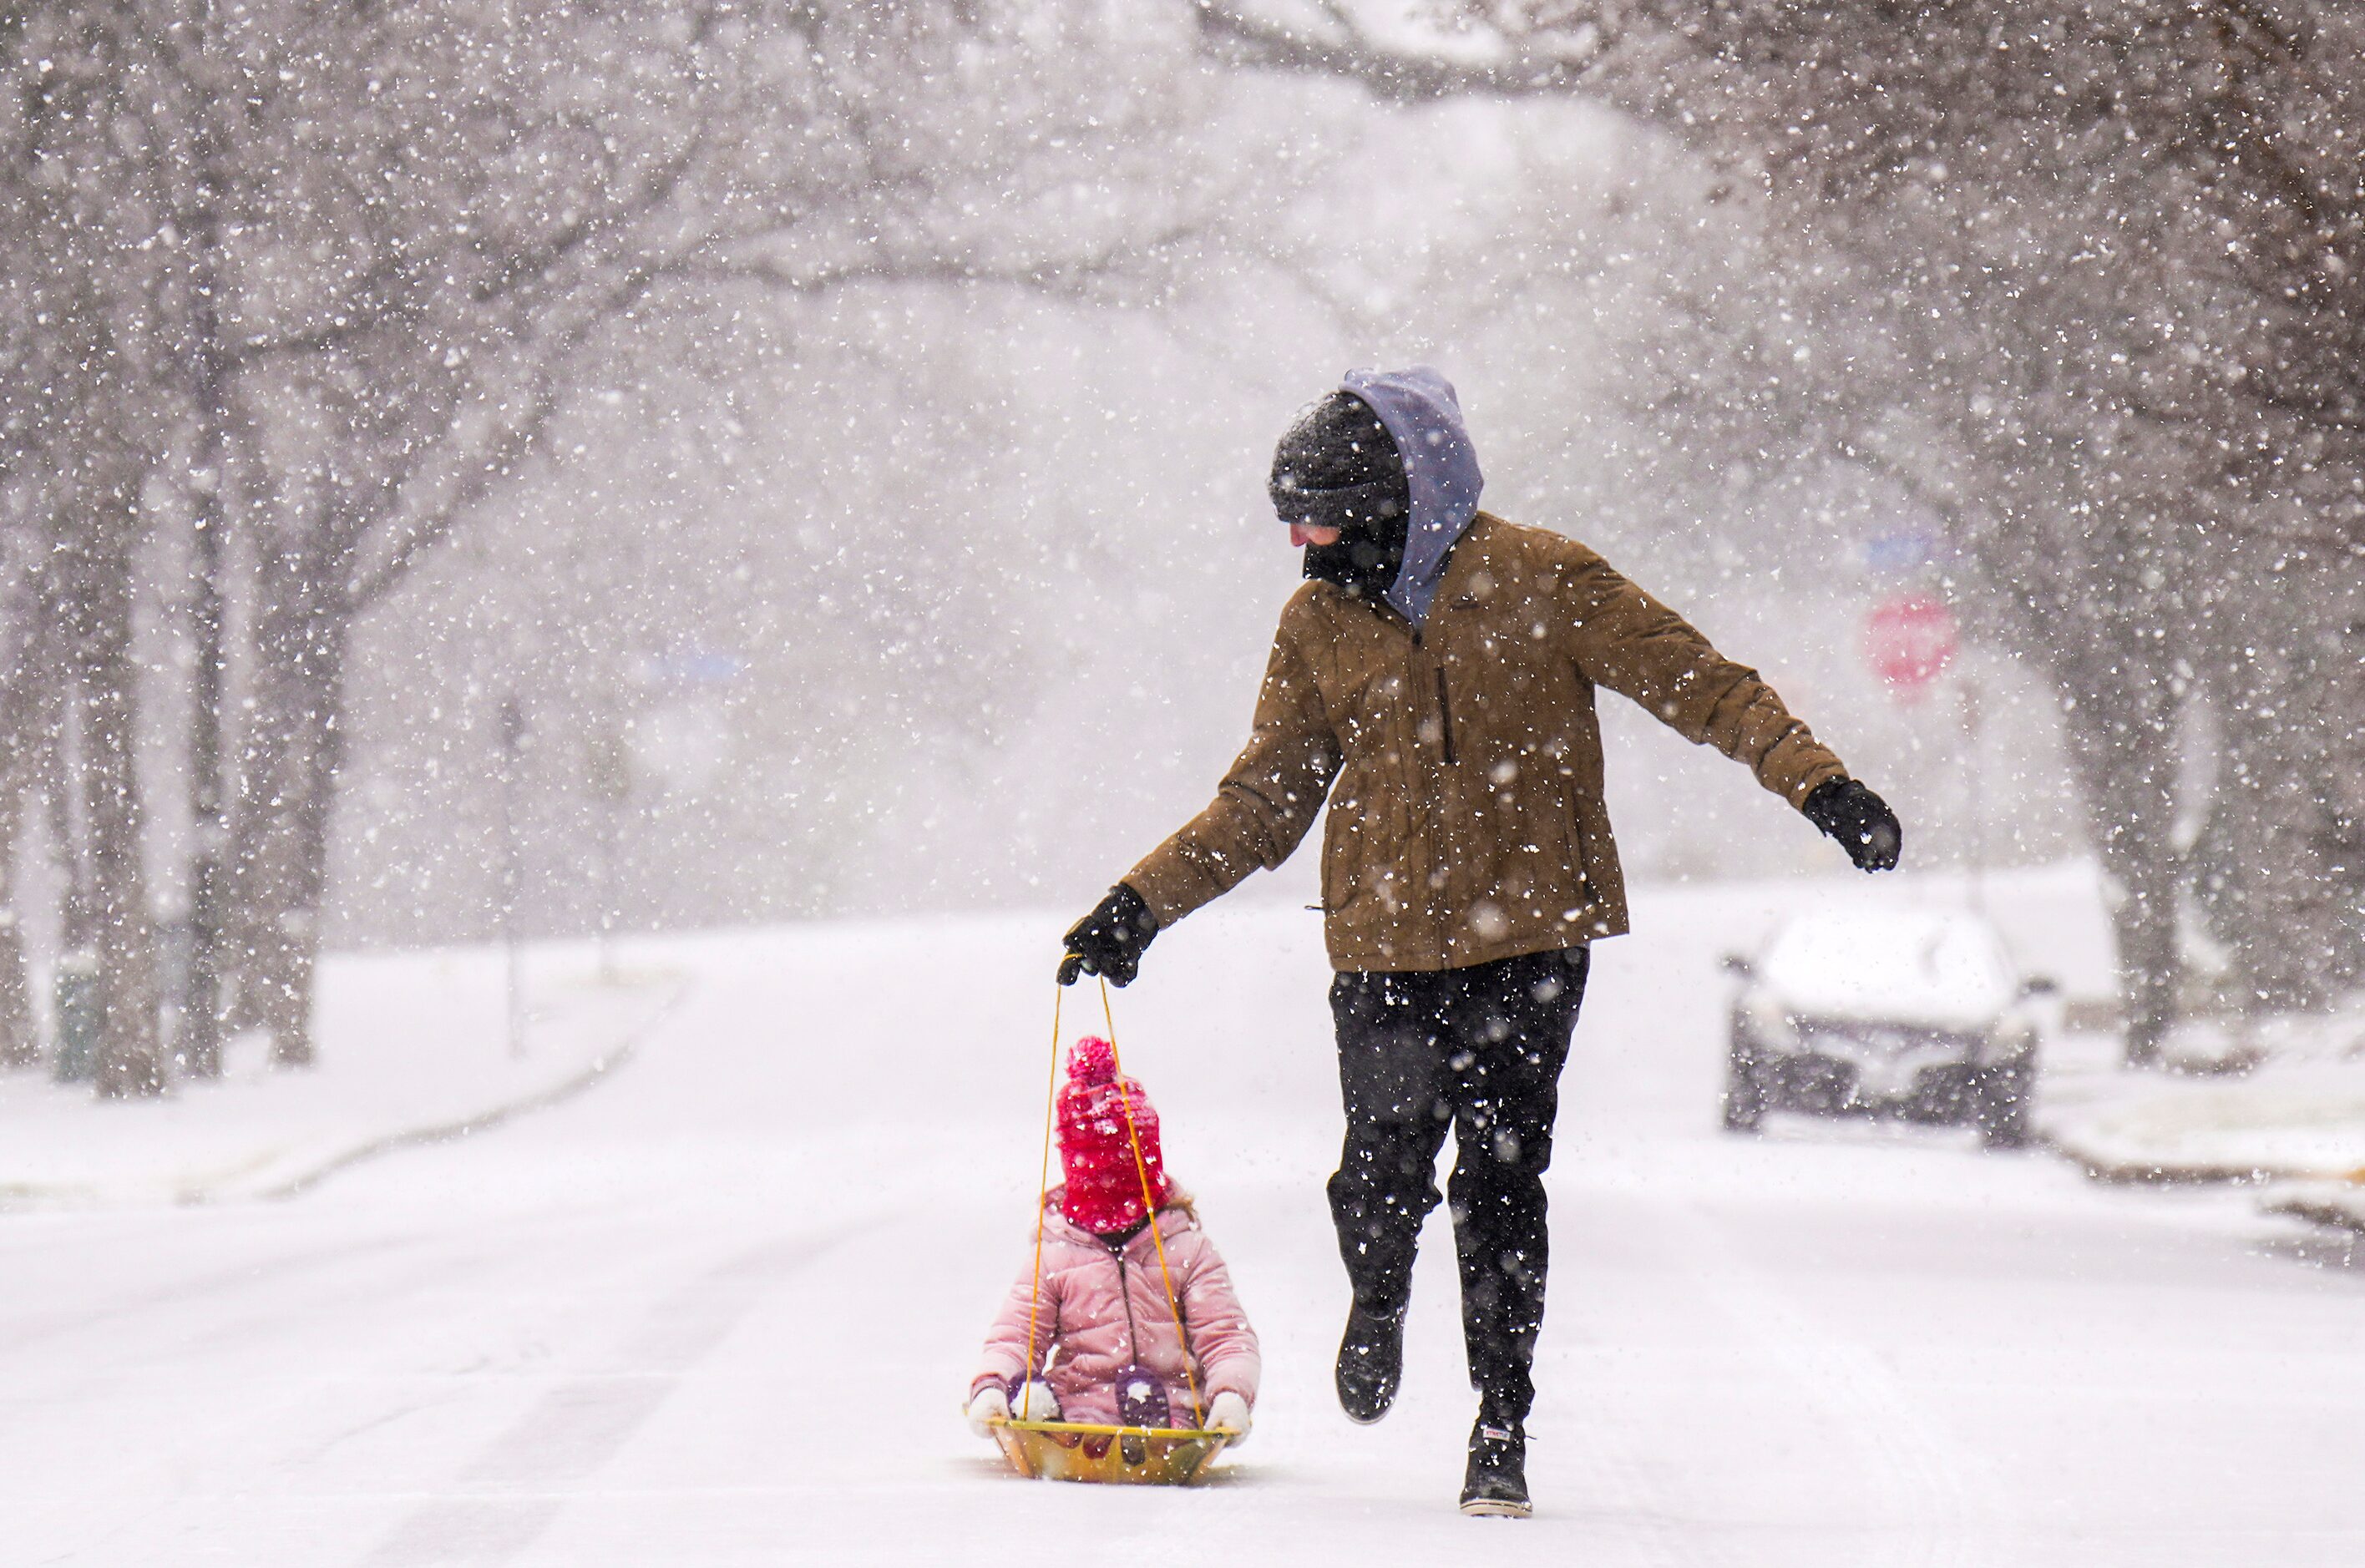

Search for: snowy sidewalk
xmin=0 ymin=945 xmax=684 ymax=1209
xmin=2035 ymin=1004 xmax=2365 ymax=1232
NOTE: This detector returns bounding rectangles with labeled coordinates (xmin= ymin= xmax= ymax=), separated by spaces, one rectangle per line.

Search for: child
xmin=968 ymin=1038 xmax=1258 ymax=1440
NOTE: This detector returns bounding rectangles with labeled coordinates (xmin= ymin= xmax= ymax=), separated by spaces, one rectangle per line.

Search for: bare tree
xmin=175 ymin=0 xmax=1214 ymax=1063
xmin=2 ymin=0 xmax=1228 ymax=1075
xmin=2 ymin=6 xmax=184 ymax=1095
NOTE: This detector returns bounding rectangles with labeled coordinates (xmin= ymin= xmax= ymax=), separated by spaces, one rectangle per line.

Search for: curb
xmin=2260 ymin=1183 xmax=2365 ymax=1237
xmin=250 ymin=978 xmax=693 ymax=1202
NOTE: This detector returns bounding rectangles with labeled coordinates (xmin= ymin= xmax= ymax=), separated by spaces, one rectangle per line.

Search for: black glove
xmin=1802 ymin=776 xmax=1902 ymax=873
xmin=1058 ymin=883 xmax=1159 ymax=987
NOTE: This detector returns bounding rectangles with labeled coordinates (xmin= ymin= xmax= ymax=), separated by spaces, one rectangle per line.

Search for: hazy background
xmin=7 ymin=1 xmax=2354 ymax=1087
xmin=337 ymin=90 xmax=2080 ymax=946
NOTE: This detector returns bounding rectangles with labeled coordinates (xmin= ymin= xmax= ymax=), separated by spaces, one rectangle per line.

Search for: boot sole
xmin=1459 ymin=1497 xmax=1532 ymax=1519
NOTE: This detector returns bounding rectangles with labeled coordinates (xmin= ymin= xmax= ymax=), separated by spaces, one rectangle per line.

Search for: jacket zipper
xmin=1111 ymin=1240 xmax=1140 ymax=1368
xmin=1407 ymin=622 xmax=1451 ymax=968
xmin=1109 ymin=1228 xmax=1199 ymax=1424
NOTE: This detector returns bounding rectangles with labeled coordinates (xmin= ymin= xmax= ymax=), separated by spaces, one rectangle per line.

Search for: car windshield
xmin=1757 ymin=908 xmax=2016 ymax=1028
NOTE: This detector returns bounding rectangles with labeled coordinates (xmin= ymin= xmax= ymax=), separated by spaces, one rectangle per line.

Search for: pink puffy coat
xmin=973 ymin=1191 xmax=1258 ymax=1428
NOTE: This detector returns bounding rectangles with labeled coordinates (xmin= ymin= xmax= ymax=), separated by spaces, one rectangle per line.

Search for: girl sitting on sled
xmin=968 ymin=1038 xmax=1258 ymax=1440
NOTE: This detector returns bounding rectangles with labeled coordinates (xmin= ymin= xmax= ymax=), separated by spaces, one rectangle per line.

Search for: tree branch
xmin=1190 ymin=0 xmax=1611 ymax=102
xmin=345 ymin=251 xmax=679 ymax=612
xmin=685 ymin=215 xmax=1203 ymax=303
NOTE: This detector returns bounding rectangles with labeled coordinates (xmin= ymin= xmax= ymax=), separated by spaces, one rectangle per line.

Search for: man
xmin=1058 ymin=367 xmax=1901 ymax=1517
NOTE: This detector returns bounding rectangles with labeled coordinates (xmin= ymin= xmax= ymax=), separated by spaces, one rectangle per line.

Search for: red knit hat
xmin=1057 ymin=1038 xmax=1170 ymax=1235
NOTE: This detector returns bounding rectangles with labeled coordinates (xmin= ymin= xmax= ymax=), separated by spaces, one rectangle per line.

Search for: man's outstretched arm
xmin=1555 ymin=540 xmax=1900 ymax=871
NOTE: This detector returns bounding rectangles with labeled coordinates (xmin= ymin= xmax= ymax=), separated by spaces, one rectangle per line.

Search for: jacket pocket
xmin=1322 ymin=759 xmax=1408 ymax=922
xmin=1321 ymin=792 xmax=1366 ymax=917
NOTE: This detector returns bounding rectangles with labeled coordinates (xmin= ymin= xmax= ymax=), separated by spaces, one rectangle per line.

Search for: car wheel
xmin=1722 ymin=1026 xmax=1768 ymax=1135
xmin=1974 ymin=1055 xmax=2034 ymax=1151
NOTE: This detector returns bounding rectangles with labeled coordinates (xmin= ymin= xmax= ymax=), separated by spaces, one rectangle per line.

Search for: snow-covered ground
xmin=5 ymin=873 xmax=2364 ymax=1565
xmin=0 ymin=951 xmax=683 ymax=1208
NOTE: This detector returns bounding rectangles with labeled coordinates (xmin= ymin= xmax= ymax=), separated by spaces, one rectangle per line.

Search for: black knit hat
xmin=1268 ymin=392 xmax=1409 ymax=537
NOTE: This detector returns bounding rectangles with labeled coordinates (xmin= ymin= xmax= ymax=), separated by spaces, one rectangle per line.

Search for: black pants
xmin=1326 ymin=946 xmax=1589 ymax=1425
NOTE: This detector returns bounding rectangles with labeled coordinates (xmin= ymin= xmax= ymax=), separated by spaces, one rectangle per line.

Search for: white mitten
xmin=1010 ymin=1378 xmax=1060 ymax=1422
xmin=1206 ymin=1390 xmax=1251 ymax=1445
xmin=965 ymin=1384 xmax=1010 ymax=1439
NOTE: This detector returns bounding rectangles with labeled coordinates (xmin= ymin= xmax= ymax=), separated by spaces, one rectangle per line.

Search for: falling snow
xmin=1 ymin=2 xmax=2360 ymax=1559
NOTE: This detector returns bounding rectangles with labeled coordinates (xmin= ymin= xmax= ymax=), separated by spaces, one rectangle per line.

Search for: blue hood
xmin=1341 ymin=367 xmax=1483 ymax=627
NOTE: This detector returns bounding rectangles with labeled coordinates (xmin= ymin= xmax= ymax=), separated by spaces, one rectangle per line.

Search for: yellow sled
xmin=989 ymin=1418 xmax=1236 ymax=1485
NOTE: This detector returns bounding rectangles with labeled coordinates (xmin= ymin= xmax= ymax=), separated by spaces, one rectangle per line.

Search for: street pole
xmin=499 ymin=696 xmax=527 ymax=1058
xmin=585 ymin=725 xmax=631 ymax=986
xmin=1961 ymin=675 xmax=1984 ymax=913
xmin=597 ymin=801 xmax=617 ymax=986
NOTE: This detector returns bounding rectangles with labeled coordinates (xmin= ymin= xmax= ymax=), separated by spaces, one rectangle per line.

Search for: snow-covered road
xmin=6 ymin=883 xmax=2362 ymax=1565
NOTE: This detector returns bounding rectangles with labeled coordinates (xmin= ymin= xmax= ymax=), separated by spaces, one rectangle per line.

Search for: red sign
xmin=1863 ymin=595 xmax=1957 ymax=698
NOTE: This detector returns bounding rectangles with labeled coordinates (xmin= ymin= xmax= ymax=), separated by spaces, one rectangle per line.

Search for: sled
xmin=988 ymin=1417 xmax=1236 ymax=1485
xmin=986 ymin=982 xmax=1236 ymax=1489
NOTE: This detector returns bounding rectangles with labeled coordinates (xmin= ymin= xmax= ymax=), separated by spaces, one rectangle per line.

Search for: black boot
xmin=1460 ymin=1418 xmax=1530 ymax=1518
xmin=1334 ymin=1300 xmax=1407 ymax=1424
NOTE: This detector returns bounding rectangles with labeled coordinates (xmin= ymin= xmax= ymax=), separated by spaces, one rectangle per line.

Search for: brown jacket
xmin=1124 ymin=513 xmax=1847 ymax=972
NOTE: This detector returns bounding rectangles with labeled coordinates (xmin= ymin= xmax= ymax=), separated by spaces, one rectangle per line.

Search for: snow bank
xmin=0 ymin=946 xmax=683 ymax=1210
xmin=2261 ymin=1180 xmax=2365 ymax=1237
xmin=2041 ymin=1050 xmax=2365 ymax=1186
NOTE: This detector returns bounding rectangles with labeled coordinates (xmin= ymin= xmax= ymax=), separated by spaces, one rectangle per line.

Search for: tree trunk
xmin=39 ymin=688 xmax=96 ymax=956
xmin=73 ymin=493 xmax=165 ymax=1099
xmin=0 ymin=784 xmax=36 ymax=1070
xmin=179 ymin=73 xmax=234 ymax=1079
xmin=227 ymin=585 xmax=350 ymax=1069
xmin=2194 ymin=555 xmax=2365 ymax=1013
xmin=0 ymin=621 xmax=45 ymax=1072
xmin=2052 ymin=620 xmax=2184 ymax=1067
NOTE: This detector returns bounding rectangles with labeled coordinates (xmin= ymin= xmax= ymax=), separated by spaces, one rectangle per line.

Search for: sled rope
xmin=1097 ymin=977 xmax=1206 ymax=1429
xmin=1020 ymin=983 xmax=1064 ymax=1422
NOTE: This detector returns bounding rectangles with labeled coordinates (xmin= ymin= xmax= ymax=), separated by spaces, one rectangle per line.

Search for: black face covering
xmin=1270 ymin=392 xmax=1412 ymax=603
xmin=1301 ymin=515 xmax=1409 ymax=600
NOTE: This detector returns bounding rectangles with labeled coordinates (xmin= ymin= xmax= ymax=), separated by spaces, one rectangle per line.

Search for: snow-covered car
xmin=1719 ymin=908 xmax=2056 ymax=1148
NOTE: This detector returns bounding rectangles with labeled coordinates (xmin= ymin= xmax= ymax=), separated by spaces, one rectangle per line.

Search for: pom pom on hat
xmin=1068 ymin=1036 xmax=1117 ymax=1085
xmin=1056 ymin=1039 xmax=1169 ymax=1234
